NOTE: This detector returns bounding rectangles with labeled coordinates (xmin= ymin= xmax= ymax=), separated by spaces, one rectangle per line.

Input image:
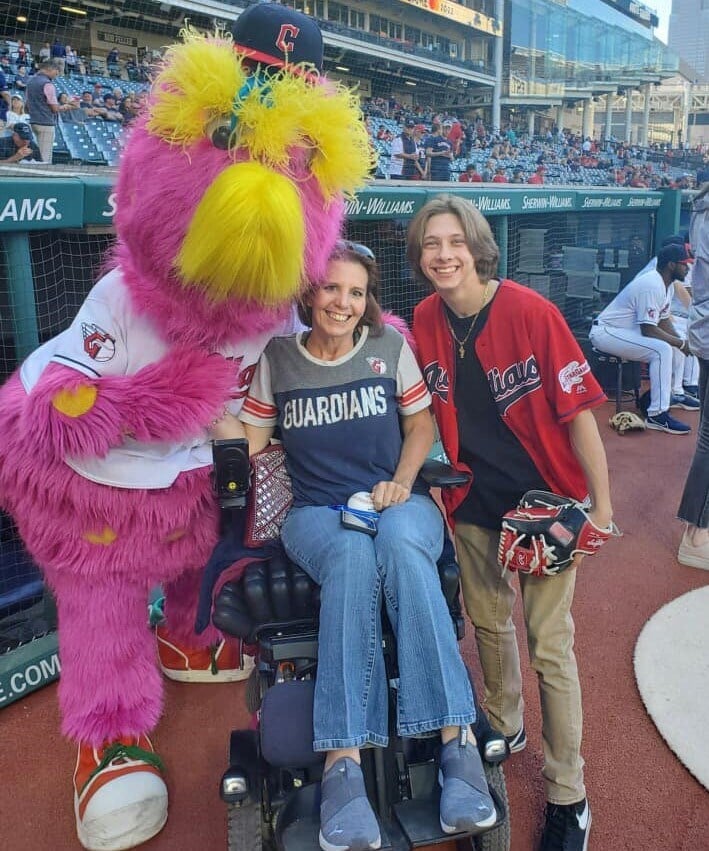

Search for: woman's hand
xmin=371 ymin=480 xmax=411 ymax=511
xmin=208 ymin=410 xmax=245 ymax=441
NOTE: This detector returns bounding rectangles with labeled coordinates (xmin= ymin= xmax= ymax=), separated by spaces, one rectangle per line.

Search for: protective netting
xmin=0 ymin=230 xmax=112 ymax=646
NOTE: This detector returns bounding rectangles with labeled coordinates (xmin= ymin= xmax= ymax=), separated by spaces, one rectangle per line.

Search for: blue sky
xmin=653 ymin=0 xmax=672 ymax=44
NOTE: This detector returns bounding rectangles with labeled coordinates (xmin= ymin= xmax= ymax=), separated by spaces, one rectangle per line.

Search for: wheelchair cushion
xmin=268 ymin=552 xmax=294 ymax=620
xmin=260 ymin=679 xmax=324 ymax=768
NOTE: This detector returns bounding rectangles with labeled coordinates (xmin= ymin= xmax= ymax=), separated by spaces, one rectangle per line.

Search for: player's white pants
xmin=672 ymin=315 xmax=700 ymax=388
xmin=589 ymin=323 xmax=684 ymax=415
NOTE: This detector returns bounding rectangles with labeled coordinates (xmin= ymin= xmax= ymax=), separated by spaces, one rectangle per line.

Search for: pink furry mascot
xmin=0 ymin=6 xmax=371 ymax=850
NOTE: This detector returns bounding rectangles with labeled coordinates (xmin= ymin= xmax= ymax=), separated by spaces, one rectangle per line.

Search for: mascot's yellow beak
xmin=176 ymin=160 xmax=305 ymax=304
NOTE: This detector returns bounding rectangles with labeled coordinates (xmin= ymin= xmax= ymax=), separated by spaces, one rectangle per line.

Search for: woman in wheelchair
xmin=211 ymin=241 xmax=496 ymax=851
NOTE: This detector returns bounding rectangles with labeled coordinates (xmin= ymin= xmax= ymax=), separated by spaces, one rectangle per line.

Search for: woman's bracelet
xmin=210 ymin=406 xmax=229 ymax=428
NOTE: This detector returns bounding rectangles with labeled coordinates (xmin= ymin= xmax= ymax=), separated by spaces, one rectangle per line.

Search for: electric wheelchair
xmin=209 ymin=457 xmax=511 ymax=851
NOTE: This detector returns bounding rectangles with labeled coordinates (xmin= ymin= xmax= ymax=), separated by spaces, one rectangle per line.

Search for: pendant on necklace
xmin=458 ymin=344 xmax=465 ymax=359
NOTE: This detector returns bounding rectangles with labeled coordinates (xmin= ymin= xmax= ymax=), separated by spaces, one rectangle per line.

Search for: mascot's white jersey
xmin=20 ymin=268 xmax=303 ymax=488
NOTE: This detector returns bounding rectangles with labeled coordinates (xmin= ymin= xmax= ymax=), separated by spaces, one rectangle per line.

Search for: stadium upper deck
xmin=0 ymin=0 xmax=687 ymax=147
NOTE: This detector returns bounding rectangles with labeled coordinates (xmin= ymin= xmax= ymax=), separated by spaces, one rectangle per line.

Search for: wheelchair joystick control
xmin=212 ymin=438 xmax=250 ymax=509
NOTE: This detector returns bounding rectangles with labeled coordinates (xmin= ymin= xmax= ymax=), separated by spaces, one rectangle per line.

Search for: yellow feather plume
xmin=146 ymin=29 xmax=373 ymax=200
xmin=176 ymin=162 xmax=305 ymax=304
xmin=147 ymin=28 xmax=246 ymax=146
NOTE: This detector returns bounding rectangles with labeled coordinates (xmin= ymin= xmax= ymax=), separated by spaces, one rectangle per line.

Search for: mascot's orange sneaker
xmin=74 ymin=735 xmax=168 ymax=851
xmin=156 ymin=624 xmax=254 ymax=683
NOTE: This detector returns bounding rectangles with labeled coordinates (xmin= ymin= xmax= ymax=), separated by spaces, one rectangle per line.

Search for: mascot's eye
xmin=211 ymin=123 xmax=232 ymax=150
xmin=302 ymin=140 xmax=316 ymax=170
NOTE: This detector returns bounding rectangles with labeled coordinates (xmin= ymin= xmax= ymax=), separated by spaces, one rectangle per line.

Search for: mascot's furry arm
xmin=22 ymin=348 xmax=237 ymax=460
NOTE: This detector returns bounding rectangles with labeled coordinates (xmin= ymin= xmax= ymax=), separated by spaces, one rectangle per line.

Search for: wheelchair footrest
xmin=276 ymin=783 xmax=397 ymax=851
xmin=393 ymin=784 xmax=507 ymax=847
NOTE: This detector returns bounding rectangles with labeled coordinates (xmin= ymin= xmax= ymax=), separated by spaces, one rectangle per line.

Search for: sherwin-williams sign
xmin=577 ymin=191 xmax=663 ymax=210
xmin=0 ymin=180 xmax=668 ymax=229
xmin=345 ymin=190 xmax=428 ymax=219
xmin=82 ymin=177 xmax=116 ymax=225
xmin=0 ymin=179 xmax=83 ymax=231
xmin=460 ymin=190 xmax=576 ymax=215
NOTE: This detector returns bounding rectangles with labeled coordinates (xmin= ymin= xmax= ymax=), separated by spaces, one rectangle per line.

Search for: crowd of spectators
xmin=364 ymin=97 xmax=708 ymax=189
xmin=0 ymin=35 xmax=153 ymax=164
xmin=2 ymin=32 xmax=708 ymax=184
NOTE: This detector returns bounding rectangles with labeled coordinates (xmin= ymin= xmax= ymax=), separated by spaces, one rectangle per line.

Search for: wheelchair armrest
xmin=420 ymin=459 xmax=471 ymax=488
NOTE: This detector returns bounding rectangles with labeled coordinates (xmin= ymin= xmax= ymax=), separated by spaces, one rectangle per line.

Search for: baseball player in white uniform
xmin=637 ymin=233 xmax=699 ymax=395
xmin=590 ymin=243 xmax=699 ymax=434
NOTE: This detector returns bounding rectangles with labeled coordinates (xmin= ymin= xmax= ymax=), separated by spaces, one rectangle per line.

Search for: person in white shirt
xmin=636 ymin=233 xmax=699 ymax=395
xmin=4 ymin=94 xmax=30 ymax=125
xmin=388 ymin=119 xmax=422 ymax=180
xmin=590 ymin=244 xmax=699 ymax=434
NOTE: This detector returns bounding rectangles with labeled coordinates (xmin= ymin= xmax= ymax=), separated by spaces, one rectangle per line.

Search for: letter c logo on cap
xmin=276 ymin=24 xmax=300 ymax=56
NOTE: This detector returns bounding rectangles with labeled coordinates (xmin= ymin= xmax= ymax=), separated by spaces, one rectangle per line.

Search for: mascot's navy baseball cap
xmin=230 ymin=2 xmax=323 ymax=74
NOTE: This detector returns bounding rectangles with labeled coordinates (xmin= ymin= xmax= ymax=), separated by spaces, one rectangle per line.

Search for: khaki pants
xmin=455 ymin=523 xmax=585 ymax=805
xmin=31 ymin=124 xmax=55 ymax=163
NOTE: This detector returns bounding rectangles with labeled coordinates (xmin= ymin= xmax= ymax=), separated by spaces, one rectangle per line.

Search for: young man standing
xmin=409 ymin=194 xmax=614 ymax=851
xmin=424 ymin=121 xmax=454 ymax=182
xmin=389 ymin=118 xmax=423 ymax=180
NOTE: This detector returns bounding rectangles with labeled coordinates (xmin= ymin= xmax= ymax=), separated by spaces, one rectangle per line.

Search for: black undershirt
xmin=444 ymin=299 xmax=550 ymax=530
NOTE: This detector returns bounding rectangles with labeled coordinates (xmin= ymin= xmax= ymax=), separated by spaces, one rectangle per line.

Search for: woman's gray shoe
xmin=439 ymin=729 xmax=497 ymax=834
xmin=319 ymin=758 xmax=382 ymax=851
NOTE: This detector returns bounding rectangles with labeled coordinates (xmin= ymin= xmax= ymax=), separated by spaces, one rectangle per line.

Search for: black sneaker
xmin=505 ymin=724 xmax=527 ymax=753
xmin=539 ymin=799 xmax=591 ymax=851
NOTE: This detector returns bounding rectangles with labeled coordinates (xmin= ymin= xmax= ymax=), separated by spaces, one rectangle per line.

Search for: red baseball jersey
xmin=413 ymin=280 xmax=606 ymax=522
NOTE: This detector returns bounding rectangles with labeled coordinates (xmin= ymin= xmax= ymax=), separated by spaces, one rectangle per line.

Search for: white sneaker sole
xmin=678 ymin=549 xmax=709 ymax=571
xmin=159 ymin=650 xmax=255 ymax=683
xmin=645 ymin=421 xmax=691 ymax=434
xmin=440 ymin=807 xmax=498 ymax=834
xmin=75 ymin=794 xmax=168 ymax=851
xmin=318 ymin=829 xmax=382 ymax=851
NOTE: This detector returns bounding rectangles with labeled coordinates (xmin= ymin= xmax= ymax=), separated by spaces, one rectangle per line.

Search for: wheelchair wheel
xmin=227 ymin=801 xmax=263 ymax=851
xmin=471 ymin=763 xmax=510 ymax=851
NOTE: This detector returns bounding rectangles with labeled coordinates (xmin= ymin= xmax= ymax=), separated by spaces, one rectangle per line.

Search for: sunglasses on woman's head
xmin=336 ymin=240 xmax=376 ymax=261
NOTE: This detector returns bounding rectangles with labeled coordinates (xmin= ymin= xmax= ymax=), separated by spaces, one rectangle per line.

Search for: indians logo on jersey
xmin=223 ymin=356 xmax=256 ymax=403
xmin=487 ymin=355 xmax=542 ymax=415
xmin=367 ymin=357 xmax=387 ymax=375
xmin=81 ymin=323 xmax=116 ymax=362
xmin=558 ymin=360 xmax=590 ymax=394
xmin=422 ymin=361 xmax=450 ymax=402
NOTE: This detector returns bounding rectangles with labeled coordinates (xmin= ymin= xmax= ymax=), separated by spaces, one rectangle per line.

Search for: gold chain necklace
xmin=444 ymin=281 xmax=493 ymax=359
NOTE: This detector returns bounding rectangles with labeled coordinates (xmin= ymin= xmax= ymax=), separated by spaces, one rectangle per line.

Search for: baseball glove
xmin=608 ymin=411 xmax=646 ymax=435
xmin=498 ymin=490 xmax=618 ymax=577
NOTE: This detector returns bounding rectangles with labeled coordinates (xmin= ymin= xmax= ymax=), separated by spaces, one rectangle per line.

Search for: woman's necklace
xmin=444 ymin=281 xmax=493 ymax=359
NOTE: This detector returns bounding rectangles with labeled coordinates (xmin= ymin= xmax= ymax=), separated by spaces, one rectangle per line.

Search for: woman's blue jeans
xmin=678 ymin=357 xmax=709 ymax=527
xmin=280 ymin=494 xmax=476 ymax=751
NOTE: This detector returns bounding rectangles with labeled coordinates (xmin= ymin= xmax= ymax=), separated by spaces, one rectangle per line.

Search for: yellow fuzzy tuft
xmin=52 ymin=385 xmax=97 ymax=418
xmin=147 ymin=28 xmax=247 ymax=146
xmin=83 ymin=527 xmax=118 ymax=545
xmin=235 ymin=71 xmax=313 ymax=169
xmin=145 ymin=31 xmax=372 ymax=199
xmin=177 ymin=161 xmax=305 ymax=304
xmin=300 ymin=83 xmax=375 ymax=199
